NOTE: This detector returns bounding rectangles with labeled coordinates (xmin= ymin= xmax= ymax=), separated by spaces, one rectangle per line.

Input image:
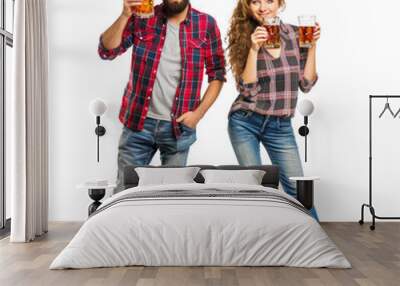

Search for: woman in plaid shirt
xmin=227 ymin=0 xmax=320 ymax=220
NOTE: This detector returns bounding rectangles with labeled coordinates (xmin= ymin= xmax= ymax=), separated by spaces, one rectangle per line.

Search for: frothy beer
xmin=299 ymin=26 xmax=315 ymax=48
xmin=263 ymin=17 xmax=281 ymax=49
xmin=132 ymin=0 xmax=154 ymax=18
xmin=298 ymin=15 xmax=316 ymax=48
xmin=265 ymin=25 xmax=280 ymax=49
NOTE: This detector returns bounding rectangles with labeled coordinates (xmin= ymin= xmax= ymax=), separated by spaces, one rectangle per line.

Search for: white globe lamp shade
xmin=89 ymin=99 xmax=107 ymax=117
xmin=298 ymin=99 xmax=315 ymax=116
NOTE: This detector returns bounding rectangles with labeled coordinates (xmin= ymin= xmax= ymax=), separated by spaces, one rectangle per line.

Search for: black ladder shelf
xmin=359 ymin=95 xmax=400 ymax=230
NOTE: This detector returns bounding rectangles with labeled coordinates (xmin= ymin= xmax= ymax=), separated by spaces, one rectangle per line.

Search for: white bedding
xmin=50 ymin=183 xmax=351 ymax=269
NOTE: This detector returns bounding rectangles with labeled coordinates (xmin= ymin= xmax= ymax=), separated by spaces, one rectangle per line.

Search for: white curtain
xmin=9 ymin=0 xmax=49 ymax=242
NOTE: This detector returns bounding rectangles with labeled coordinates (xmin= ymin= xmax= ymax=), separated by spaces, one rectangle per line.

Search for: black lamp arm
xmin=298 ymin=116 xmax=310 ymax=162
xmin=304 ymin=116 xmax=308 ymax=126
xmin=94 ymin=116 xmax=106 ymax=162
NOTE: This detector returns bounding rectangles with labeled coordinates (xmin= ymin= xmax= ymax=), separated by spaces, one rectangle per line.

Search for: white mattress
xmin=50 ymin=183 xmax=351 ymax=269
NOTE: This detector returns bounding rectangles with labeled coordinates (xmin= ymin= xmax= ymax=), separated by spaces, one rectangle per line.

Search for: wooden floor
xmin=0 ymin=222 xmax=399 ymax=286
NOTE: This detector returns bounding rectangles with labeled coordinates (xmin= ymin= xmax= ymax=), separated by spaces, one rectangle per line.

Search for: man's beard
xmin=163 ymin=0 xmax=190 ymax=16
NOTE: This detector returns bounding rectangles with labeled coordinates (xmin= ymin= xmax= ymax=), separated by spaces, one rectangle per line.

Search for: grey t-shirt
xmin=147 ymin=21 xmax=181 ymax=121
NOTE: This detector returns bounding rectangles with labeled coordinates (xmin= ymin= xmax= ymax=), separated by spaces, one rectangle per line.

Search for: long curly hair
xmin=227 ymin=0 xmax=286 ymax=82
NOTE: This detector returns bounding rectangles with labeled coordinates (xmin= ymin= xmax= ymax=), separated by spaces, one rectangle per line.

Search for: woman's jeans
xmin=228 ymin=110 xmax=319 ymax=221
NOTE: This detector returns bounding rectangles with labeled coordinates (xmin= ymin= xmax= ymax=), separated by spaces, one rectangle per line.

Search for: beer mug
xmin=298 ymin=15 xmax=316 ymax=48
xmin=262 ymin=16 xmax=281 ymax=49
xmin=132 ymin=0 xmax=154 ymax=18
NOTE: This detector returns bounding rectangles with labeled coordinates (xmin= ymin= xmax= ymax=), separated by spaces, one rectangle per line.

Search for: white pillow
xmin=200 ymin=169 xmax=266 ymax=185
xmin=135 ymin=167 xmax=201 ymax=186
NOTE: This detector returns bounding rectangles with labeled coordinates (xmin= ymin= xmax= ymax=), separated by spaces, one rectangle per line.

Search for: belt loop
xmin=261 ymin=115 xmax=269 ymax=132
xmin=277 ymin=117 xmax=281 ymax=129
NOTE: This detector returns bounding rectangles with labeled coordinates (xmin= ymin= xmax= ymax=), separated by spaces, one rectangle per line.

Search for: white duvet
xmin=50 ymin=183 xmax=351 ymax=269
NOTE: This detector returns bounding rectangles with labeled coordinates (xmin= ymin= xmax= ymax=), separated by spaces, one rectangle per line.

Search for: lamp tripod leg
xmin=97 ymin=126 xmax=100 ymax=162
xmin=305 ymin=135 xmax=308 ymax=162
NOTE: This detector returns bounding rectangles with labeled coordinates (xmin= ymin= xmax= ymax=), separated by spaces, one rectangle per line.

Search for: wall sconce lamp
xmin=89 ymin=99 xmax=107 ymax=162
xmin=298 ymin=99 xmax=315 ymax=163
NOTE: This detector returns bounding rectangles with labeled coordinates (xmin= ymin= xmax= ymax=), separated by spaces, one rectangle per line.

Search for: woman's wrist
xmin=249 ymin=46 xmax=259 ymax=56
xmin=307 ymin=45 xmax=316 ymax=58
xmin=250 ymin=43 xmax=261 ymax=53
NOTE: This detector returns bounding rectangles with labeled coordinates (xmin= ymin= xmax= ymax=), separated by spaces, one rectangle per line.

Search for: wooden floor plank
xmin=0 ymin=222 xmax=399 ymax=286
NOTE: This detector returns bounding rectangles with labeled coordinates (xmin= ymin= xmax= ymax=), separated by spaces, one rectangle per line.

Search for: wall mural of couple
xmin=98 ymin=0 xmax=320 ymax=219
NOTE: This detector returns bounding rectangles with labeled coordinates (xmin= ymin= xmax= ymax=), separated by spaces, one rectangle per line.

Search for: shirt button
xmin=153 ymin=70 xmax=156 ymax=74
xmin=147 ymin=96 xmax=151 ymax=100
xmin=139 ymin=37 xmax=143 ymax=40
xmin=158 ymin=48 xmax=162 ymax=52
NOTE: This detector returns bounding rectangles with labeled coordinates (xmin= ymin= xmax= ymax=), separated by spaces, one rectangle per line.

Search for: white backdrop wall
xmin=47 ymin=0 xmax=400 ymax=221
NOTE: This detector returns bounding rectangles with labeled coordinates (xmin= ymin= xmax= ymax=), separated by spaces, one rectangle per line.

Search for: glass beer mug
xmin=262 ymin=16 xmax=281 ymax=49
xmin=298 ymin=15 xmax=316 ymax=48
xmin=132 ymin=0 xmax=154 ymax=18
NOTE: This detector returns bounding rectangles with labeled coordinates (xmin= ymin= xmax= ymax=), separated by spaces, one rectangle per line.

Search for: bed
xmin=50 ymin=165 xmax=351 ymax=269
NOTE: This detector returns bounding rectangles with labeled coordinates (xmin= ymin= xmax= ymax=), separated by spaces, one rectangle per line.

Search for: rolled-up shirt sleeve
xmin=299 ymin=74 xmax=318 ymax=93
xmin=299 ymin=46 xmax=318 ymax=93
xmin=98 ymin=15 xmax=135 ymax=60
xmin=237 ymin=78 xmax=261 ymax=97
xmin=205 ymin=16 xmax=226 ymax=83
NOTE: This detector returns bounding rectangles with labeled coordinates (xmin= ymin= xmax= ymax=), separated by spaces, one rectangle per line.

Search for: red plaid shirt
xmin=98 ymin=4 xmax=226 ymax=137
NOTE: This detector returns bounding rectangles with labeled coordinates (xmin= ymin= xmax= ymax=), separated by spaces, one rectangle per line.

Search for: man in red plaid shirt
xmin=99 ymin=0 xmax=226 ymax=192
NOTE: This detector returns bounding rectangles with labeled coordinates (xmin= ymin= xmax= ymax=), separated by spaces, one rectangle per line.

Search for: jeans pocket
xmin=231 ymin=110 xmax=253 ymax=120
xmin=278 ymin=117 xmax=292 ymax=128
xmin=118 ymin=126 xmax=131 ymax=148
xmin=177 ymin=131 xmax=197 ymax=152
xmin=180 ymin=123 xmax=196 ymax=134
xmin=275 ymin=118 xmax=294 ymax=135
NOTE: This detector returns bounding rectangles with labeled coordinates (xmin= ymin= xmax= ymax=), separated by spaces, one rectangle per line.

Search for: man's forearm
xmin=195 ymin=80 xmax=224 ymax=118
xmin=101 ymin=14 xmax=130 ymax=50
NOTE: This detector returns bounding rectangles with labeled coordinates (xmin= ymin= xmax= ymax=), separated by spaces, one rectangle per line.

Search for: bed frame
xmin=122 ymin=165 xmax=280 ymax=190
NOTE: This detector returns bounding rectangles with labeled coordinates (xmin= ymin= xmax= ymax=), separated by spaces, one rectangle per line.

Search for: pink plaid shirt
xmin=230 ymin=22 xmax=318 ymax=117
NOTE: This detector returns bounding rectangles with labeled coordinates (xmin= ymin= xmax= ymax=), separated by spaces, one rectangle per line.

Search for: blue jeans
xmin=116 ymin=118 xmax=197 ymax=193
xmin=228 ymin=110 xmax=319 ymax=221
